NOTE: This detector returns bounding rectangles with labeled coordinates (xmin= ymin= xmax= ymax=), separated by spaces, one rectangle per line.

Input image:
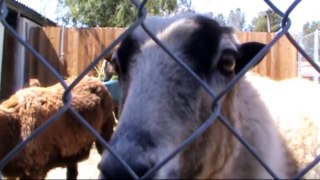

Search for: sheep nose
xmin=99 ymin=157 xmax=151 ymax=179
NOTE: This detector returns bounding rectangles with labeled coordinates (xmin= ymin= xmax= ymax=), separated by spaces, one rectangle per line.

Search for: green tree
xmin=57 ymin=0 xmax=177 ymax=27
xmin=303 ymin=21 xmax=320 ymax=35
xmin=211 ymin=8 xmax=246 ymax=30
xmin=146 ymin=0 xmax=177 ymax=15
xmin=251 ymin=9 xmax=281 ymax=32
xmin=227 ymin=8 xmax=245 ymax=30
xmin=213 ymin=13 xmax=226 ymax=26
xmin=177 ymin=0 xmax=194 ymax=13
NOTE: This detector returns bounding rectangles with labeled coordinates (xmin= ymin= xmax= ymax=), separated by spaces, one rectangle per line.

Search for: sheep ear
xmin=235 ymin=42 xmax=266 ymax=74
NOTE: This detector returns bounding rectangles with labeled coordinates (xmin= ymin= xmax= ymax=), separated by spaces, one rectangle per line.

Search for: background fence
xmin=236 ymin=31 xmax=298 ymax=80
xmin=0 ymin=26 xmax=298 ymax=100
xmin=0 ymin=0 xmax=318 ymax=179
xmin=26 ymin=27 xmax=125 ymax=87
xmin=24 ymin=27 xmax=297 ymax=87
xmin=298 ymin=29 xmax=320 ymax=82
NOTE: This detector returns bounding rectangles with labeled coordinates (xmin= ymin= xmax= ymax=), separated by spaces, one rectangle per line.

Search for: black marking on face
xmin=221 ymin=26 xmax=234 ymax=34
xmin=131 ymin=129 xmax=157 ymax=150
xmin=113 ymin=35 xmax=140 ymax=79
xmin=110 ymin=122 xmax=157 ymax=151
xmin=99 ymin=123 xmax=156 ymax=179
xmin=182 ymin=16 xmax=223 ymax=78
xmin=99 ymin=155 xmax=151 ymax=179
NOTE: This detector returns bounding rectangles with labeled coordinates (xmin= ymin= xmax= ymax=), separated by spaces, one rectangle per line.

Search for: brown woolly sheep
xmin=0 ymin=76 xmax=115 ymax=179
xmin=23 ymin=78 xmax=41 ymax=88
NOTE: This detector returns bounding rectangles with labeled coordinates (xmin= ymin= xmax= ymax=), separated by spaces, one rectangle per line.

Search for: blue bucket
xmin=103 ymin=80 xmax=120 ymax=105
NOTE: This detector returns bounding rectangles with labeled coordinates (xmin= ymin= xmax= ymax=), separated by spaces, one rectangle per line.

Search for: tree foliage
xmin=146 ymin=0 xmax=177 ymax=15
xmin=177 ymin=0 xmax=194 ymax=13
xmin=251 ymin=9 xmax=281 ymax=32
xmin=227 ymin=8 xmax=245 ymax=30
xmin=213 ymin=13 xmax=226 ymax=26
xmin=303 ymin=21 xmax=320 ymax=35
xmin=211 ymin=8 xmax=245 ymax=31
xmin=57 ymin=0 xmax=178 ymax=27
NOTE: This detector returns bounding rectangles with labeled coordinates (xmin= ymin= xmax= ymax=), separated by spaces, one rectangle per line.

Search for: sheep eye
xmin=218 ymin=49 xmax=237 ymax=74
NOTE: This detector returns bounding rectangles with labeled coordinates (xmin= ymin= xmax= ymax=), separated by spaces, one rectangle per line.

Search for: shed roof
xmin=4 ymin=0 xmax=57 ymax=26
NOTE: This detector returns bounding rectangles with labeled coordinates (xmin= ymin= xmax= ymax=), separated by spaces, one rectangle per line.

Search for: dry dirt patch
xmin=46 ymin=147 xmax=101 ymax=179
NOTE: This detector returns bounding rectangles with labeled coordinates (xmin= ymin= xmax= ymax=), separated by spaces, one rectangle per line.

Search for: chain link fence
xmin=0 ymin=0 xmax=320 ymax=179
xmin=298 ymin=29 xmax=320 ymax=82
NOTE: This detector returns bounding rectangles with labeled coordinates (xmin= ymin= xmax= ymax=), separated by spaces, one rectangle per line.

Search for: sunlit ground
xmin=46 ymin=147 xmax=101 ymax=179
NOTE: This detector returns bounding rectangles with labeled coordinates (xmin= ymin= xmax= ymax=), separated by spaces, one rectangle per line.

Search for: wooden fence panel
xmin=236 ymin=32 xmax=297 ymax=80
xmin=27 ymin=27 xmax=125 ymax=86
xmin=27 ymin=27 xmax=297 ymax=86
xmin=27 ymin=26 xmax=66 ymax=87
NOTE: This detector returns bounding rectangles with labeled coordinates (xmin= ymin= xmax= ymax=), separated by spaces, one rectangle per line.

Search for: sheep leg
xmin=96 ymin=112 xmax=116 ymax=154
xmin=113 ymin=104 xmax=119 ymax=119
xmin=20 ymin=173 xmax=46 ymax=180
xmin=66 ymin=163 xmax=78 ymax=180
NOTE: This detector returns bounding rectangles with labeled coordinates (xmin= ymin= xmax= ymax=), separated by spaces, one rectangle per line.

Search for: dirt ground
xmin=46 ymin=115 xmax=118 ymax=179
xmin=46 ymin=147 xmax=101 ymax=179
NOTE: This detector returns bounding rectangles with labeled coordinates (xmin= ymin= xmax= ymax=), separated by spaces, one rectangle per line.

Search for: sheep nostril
xmin=99 ymin=157 xmax=151 ymax=179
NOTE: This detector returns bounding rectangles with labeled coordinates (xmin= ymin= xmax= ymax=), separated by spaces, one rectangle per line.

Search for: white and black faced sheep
xmin=0 ymin=76 xmax=115 ymax=179
xmin=98 ymin=14 xmax=320 ymax=179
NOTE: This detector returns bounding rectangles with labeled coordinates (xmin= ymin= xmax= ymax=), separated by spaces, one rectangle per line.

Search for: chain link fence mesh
xmin=298 ymin=30 xmax=320 ymax=82
xmin=0 ymin=0 xmax=319 ymax=179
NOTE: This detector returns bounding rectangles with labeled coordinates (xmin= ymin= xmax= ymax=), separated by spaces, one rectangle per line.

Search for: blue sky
xmin=17 ymin=0 xmax=320 ymax=33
